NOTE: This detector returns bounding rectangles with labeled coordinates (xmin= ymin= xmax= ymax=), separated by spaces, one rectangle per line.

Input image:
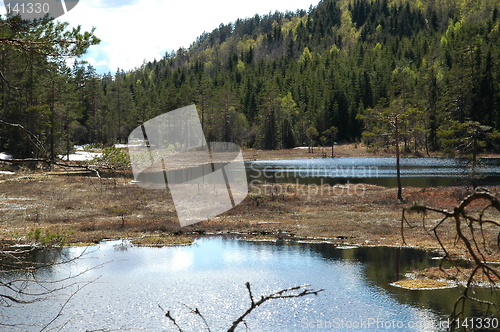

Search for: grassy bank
xmin=1 ymin=171 xmax=499 ymax=263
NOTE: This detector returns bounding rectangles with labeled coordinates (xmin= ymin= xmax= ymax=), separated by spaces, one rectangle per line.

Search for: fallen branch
xmin=0 ymin=158 xmax=48 ymax=164
xmin=0 ymin=158 xmax=101 ymax=178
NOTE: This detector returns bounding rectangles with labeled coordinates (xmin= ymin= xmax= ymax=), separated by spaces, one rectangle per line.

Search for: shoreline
xmin=0 ymin=173 xmax=497 ymax=257
xmin=1 ymin=146 xmax=499 ymax=278
xmin=242 ymin=144 xmax=500 ymax=160
xmin=7 ymin=232 xmax=498 ymax=288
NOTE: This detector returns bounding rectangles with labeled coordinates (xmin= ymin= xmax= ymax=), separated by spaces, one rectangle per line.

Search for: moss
xmin=68 ymin=242 xmax=98 ymax=247
xmin=391 ymin=278 xmax=455 ymax=290
xmin=131 ymin=234 xmax=194 ymax=247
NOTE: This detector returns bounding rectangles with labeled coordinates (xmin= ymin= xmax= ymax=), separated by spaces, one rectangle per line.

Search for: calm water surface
xmin=2 ymin=237 xmax=496 ymax=331
xmin=246 ymin=157 xmax=500 ymax=187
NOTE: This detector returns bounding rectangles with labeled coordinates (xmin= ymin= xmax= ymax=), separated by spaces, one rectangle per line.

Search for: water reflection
xmin=246 ymin=157 xmax=500 ymax=187
xmin=1 ymin=237 xmax=496 ymax=331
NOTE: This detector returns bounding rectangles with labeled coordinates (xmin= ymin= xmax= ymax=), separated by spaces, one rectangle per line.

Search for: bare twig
xmin=158 ymin=304 xmax=182 ymax=332
xmin=227 ymin=283 xmax=324 ymax=332
xmin=159 ymin=282 xmax=324 ymax=332
xmin=179 ymin=303 xmax=211 ymax=332
xmin=0 ymin=119 xmax=47 ymax=155
xmin=401 ymin=189 xmax=500 ymax=324
xmin=39 ymin=282 xmax=91 ymax=332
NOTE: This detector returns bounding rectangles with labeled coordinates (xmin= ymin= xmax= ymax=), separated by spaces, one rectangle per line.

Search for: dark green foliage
xmin=2 ymin=0 xmax=500 ymax=156
xmin=0 ymin=14 xmax=99 ymax=158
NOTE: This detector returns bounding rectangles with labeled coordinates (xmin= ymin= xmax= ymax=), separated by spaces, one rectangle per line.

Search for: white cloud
xmin=86 ymin=57 xmax=108 ymax=67
xmin=60 ymin=0 xmax=316 ymax=73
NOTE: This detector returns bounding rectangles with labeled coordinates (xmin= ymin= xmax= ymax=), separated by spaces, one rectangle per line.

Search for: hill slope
xmin=2 ymin=0 xmax=500 ymax=157
xmin=110 ymin=0 xmax=499 ymax=152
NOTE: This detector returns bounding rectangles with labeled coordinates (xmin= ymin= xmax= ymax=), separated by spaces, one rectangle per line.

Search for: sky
xmin=51 ymin=0 xmax=318 ymax=74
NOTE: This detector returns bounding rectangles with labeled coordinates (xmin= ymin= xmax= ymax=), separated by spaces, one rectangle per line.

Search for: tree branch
xmin=227 ymin=283 xmax=324 ymax=332
xmin=401 ymin=189 xmax=500 ymax=322
xmin=0 ymin=119 xmax=47 ymax=155
xmin=159 ymin=282 xmax=324 ymax=332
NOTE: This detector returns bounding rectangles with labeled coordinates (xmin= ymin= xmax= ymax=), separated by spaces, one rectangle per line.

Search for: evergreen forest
xmin=2 ymin=0 xmax=500 ymax=158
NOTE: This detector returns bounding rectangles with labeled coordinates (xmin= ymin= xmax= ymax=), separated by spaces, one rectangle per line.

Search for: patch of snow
xmin=0 ymin=171 xmax=15 ymax=175
xmin=293 ymin=147 xmax=309 ymax=150
xmin=0 ymin=152 xmax=13 ymax=159
xmin=59 ymin=151 xmax=101 ymax=161
xmin=336 ymin=245 xmax=359 ymax=250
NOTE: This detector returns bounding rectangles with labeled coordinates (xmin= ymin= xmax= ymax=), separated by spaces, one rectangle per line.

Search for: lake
xmin=134 ymin=157 xmax=500 ymax=188
xmin=246 ymin=157 xmax=500 ymax=187
xmin=1 ymin=237 xmax=496 ymax=331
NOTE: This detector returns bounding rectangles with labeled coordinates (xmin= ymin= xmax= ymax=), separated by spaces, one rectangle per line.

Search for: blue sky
xmin=55 ymin=0 xmax=317 ymax=74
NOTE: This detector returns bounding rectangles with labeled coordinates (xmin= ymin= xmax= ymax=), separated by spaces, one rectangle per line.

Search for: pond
xmin=246 ymin=157 xmax=500 ymax=187
xmin=1 ymin=237 xmax=497 ymax=331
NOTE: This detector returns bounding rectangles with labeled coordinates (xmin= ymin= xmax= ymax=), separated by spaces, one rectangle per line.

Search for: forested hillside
xmin=2 ymin=0 xmax=500 ymax=158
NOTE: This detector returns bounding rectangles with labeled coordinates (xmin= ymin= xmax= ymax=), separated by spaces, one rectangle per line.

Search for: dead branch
xmin=175 ymin=303 xmax=212 ymax=332
xmin=401 ymin=189 xmax=500 ymax=324
xmin=53 ymin=161 xmax=101 ymax=178
xmin=0 ymin=246 xmax=105 ymax=330
xmin=0 ymin=246 xmax=103 ymax=307
xmin=0 ymin=157 xmax=101 ymax=178
xmin=158 ymin=303 xmax=182 ymax=332
xmin=0 ymin=119 xmax=47 ymax=154
xmin=159 ymin=282 xmax=324 ymax=332
xmin=227 ymin=283 xmax=324 ymax=332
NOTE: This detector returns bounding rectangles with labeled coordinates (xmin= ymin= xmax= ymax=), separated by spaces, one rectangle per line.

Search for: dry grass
xmin=0 ymin=172 xmax=182 ymax=243
xmin=243 ymin=143 xmax=500 ymax=160
xmin=0 ymin=168 xmax=499 ymax=263
xmin=412 ymin=267 xmax=500 ymax=285
xmin=391 ymin=278 xmax=455 ymax=290
xmin=242 ymin=143 xmax=443 ymax=160
xmin=131 ymin=234 xmax=194 ymax=247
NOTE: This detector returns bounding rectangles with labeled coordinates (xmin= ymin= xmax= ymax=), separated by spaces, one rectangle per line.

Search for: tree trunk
xmin=395 ymin=116 xmax=403 ymax=201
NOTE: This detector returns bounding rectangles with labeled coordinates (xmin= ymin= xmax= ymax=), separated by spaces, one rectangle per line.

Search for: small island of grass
xmin=391 ymin=278 xmax=456 ymax=290
xmin=131 ymin=234 xmax=194 ymax=247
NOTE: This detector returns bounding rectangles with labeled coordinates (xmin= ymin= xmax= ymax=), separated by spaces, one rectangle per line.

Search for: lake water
xmin=246 ymin=157 xmax=500 ymax=187
xmin=1 ymin=237 xmax=496 ymax=331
